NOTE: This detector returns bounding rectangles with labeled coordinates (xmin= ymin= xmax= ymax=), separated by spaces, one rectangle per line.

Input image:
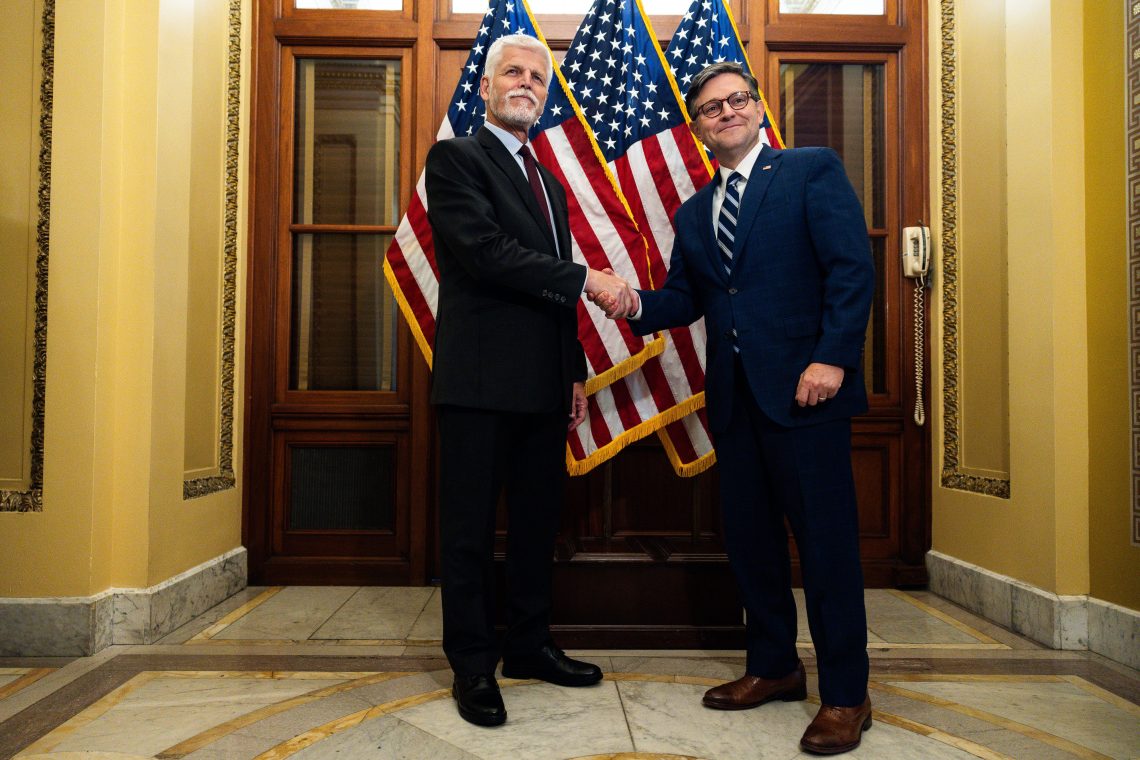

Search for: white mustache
xmin=505 ymin=88 xmax=539 ymax=106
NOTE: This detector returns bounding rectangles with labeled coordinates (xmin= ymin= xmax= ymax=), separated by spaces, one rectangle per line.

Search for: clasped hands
xmin=585 ymin=268 xmax=639 ymax=319
xmin=583 ymin=268 xmax=844 ymax=409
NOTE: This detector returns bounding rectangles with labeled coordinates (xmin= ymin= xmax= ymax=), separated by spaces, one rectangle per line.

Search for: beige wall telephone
xmin=902 ymin=225 xmax=931 ymax=426
xmin=902 ymin=225 xmax=931 ymax=280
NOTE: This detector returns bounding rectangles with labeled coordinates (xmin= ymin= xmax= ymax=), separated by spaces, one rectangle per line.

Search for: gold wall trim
xmin=1130 ymin=0 xmax=1140 ymax=545
xmin=938 ymin=0 xmax=1010 ymax=499
xmin=184 ymin=0 xmax=241 ymax=500
xmin=0 ymin=0 xmax=53 ymax=513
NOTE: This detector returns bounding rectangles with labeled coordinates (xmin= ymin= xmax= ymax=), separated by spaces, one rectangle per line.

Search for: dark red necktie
xmin=518 ymin=144 xmax=554 ymax=233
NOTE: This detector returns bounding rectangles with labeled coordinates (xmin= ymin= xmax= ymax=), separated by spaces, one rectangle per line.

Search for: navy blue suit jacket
xmin=633 ymin=145 xmax=874 ymax=432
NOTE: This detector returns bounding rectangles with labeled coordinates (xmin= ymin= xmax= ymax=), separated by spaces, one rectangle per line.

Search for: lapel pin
xmin=762 ymin=165 xmax=772 ymax=170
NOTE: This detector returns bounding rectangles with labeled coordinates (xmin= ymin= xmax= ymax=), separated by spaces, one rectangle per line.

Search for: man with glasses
xmin=607 ymin=61 xmax=875 ymax=755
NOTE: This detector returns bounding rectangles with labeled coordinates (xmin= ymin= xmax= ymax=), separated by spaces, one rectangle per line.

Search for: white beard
xmin=489 ymin=88 xmax=543 ymax=129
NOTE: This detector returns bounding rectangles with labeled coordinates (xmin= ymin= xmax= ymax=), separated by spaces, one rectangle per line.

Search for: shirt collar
xmin=718 ymin=140 xmax=764 ymax=186
xmin=483 ymin=121 xmax=527 ymax=157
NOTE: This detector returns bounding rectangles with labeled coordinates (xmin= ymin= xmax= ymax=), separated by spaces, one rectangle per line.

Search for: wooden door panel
xmin=852 ymin=435 xmax=897 ymax=542
xmin=547 ymin=562 xmax=744 ymax=648
xmin=608 ymin=443 xmax=719 ymax=537
xmin=273 ymin=431 xmax=408 ymax=553
xmin=265 ymin=429 xmax=414 ymax=584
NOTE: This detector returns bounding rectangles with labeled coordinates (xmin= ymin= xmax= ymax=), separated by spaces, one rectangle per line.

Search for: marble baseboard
xmin=1088 ymin=597 xmax=1140 ymax=670
xmin=112 ymin=546 xmax=246 ymax=645
xmin=927 ymin=550 xmax=1138 ymax=668
xmin=0 ymin=547 xmax=246 ymax=656
xmin=0 ymin=594 xmax=114 ymax=657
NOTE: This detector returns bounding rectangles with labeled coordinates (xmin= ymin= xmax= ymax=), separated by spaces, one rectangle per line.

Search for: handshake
xmin=585 ymin=268 xmax=640 ymax=319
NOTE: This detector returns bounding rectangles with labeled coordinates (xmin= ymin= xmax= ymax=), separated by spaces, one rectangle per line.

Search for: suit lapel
xmin=731 ymin=145 xmax=782 ymax=269
xmin=476 ymin=128 xmax=558 ymax=254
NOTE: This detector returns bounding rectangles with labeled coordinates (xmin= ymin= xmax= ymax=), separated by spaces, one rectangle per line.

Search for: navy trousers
xmin=714 ymin=359 xmax=869 ymax=706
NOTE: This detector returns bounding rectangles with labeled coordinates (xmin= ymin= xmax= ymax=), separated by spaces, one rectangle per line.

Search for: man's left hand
xmin=795 ymin=363 xmax=844 ymax=407
xmin=569 ymin=382 xmax=587 ymax=431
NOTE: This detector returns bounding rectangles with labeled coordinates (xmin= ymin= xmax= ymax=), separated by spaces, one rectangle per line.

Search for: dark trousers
xmin=436 ymin=405 xmax=567 ymax=676
xmin=714 ymin=359 xmax=869 ymax=706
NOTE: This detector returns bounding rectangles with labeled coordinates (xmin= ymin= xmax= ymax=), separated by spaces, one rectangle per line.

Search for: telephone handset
xmin=902 ymin=225 xmax=931 ymax=280
xmin=901 ymin=224 xmax=931 ymax=426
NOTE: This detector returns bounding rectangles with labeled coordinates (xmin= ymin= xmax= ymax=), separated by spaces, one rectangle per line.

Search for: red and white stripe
xmin=581 ymin=122 xmax=779 ymax=473
xmin=532 ymin=126 xmax=657 ymax=381
xmin=565 ymin=121 xmax=720 ymax=473
xmin=384 ymin=115 xmax=659 ymax=386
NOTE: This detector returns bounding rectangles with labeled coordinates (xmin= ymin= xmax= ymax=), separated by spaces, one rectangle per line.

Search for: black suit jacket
xmin=425 ymin=127 xmax=588 ymax=414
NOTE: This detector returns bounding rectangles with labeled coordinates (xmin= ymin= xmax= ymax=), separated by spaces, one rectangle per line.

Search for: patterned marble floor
xmin=0 ymin=588 xmax=1137 ymax=759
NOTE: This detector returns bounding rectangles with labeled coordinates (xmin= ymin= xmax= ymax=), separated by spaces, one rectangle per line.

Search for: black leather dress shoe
xmin=501 ymin=643 xmax=603 ymax=687
xmin=452 ymin=674 xmax=506 ymax=727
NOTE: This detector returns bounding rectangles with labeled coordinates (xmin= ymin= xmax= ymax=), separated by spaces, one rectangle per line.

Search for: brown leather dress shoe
xmin=800 ymin=695 xmax=872 ymax=755
xmin=701 ymin=660 xmax=807 ymax=710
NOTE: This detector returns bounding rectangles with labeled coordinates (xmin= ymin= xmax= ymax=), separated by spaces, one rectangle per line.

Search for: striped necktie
xmin=717 ymin=172 xmax=744 ymax=276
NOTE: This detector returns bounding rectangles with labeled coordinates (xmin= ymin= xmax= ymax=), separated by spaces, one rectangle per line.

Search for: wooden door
xmin=245 ymin=0 xmax=930 ymax=646
xmin=245 ymin=5 xmax=432 ymax=585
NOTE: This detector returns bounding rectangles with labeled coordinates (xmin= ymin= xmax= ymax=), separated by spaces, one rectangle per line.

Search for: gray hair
xmin=483 ymin=33 xmax=553 ymax=86
xmin=684 ymin=62 xmax=761 ymax=119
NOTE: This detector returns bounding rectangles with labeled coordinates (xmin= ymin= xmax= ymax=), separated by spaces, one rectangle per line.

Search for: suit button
xmin=728 ymin=287 xmax=738 ymax=295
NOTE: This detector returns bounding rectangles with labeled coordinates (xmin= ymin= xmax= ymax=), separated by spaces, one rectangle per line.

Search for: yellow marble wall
xmin=1084 ymin=2 xmax=1138 ymax=609
xmin=932 ymin=0 xmax=1137 ymax=610
xmin=955 ymin=0 xmax=1009 ymax=484
xmin=0 ymin=0 xmax=246 ymax=597
xmin=184 ymin=0 xmax=229 ymax=482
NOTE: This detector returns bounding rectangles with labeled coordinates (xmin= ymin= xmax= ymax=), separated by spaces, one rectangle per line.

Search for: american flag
xmin=652 ymin=0 xmax=785 ymax=473
xmin=382 ymin=0 xmax=664 ymax=421
xmin=560 ymin=0 xmax=720 ymax=475
xmin=665 ymin=0 xmax=781 ymax=148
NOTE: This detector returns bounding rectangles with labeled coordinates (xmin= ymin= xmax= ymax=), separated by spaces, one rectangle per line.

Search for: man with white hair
xmin=424 ymin=33 xmax=633 ymax=727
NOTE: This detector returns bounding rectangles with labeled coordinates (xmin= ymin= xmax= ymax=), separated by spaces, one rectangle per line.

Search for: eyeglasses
xmin=694 ymin=90 xmax=758 ymax=119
